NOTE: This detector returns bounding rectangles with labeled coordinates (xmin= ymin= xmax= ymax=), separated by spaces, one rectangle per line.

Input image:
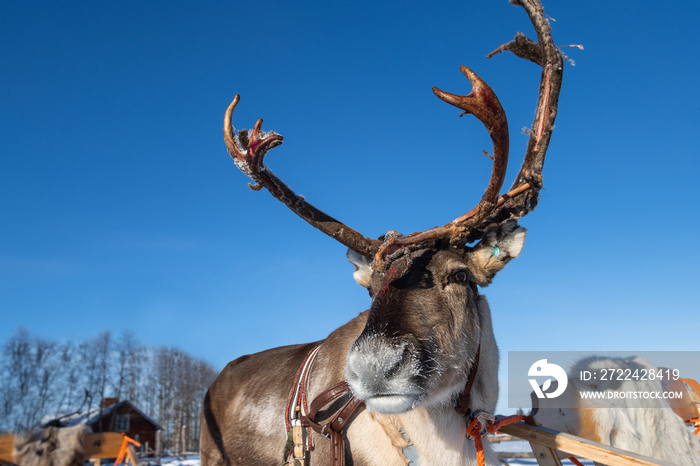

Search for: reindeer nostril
xmin=345 ymin=337 xmax=423 ymax=404
xmin=384 ymin=345 xmax=410 ymax=380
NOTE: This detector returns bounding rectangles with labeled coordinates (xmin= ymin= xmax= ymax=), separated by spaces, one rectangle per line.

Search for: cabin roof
xmin=43 ymin=400 xmax=162 ymax=430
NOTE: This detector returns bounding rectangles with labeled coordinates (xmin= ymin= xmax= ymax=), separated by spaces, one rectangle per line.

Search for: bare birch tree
xmin=0 ymin=328 xmax=216 ymax=453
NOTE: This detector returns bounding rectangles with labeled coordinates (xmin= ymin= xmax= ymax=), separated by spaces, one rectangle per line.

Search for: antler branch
xmin=433 ymin=66 xmax=510 ymax=215
xmin=224 ymin=96 xmax=381 ymax=258
xmin=454 ymin=0 xmax=564 ymax=242
xmin=491 ymin=0 xmax=564 ymax=206
xmin=374 ymin=0 xmax=564 ymax=265
xmin=224 ymin=0 xmax=564 ymax=271
xmin=373 ymin=67 xmax=510 ymax=263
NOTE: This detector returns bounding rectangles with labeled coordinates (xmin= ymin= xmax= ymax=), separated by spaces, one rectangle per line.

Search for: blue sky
xmin=2 ymin=1 xmax=698 ymax=412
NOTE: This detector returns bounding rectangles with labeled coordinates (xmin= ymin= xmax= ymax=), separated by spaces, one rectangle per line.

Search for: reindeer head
xmin=344 ymin=221 xmax=526 ymax=413
xmin=223 ymin=0 xmax=563 ymax=415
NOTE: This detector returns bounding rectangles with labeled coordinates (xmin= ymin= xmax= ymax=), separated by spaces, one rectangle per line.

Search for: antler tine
xmin=488 ymin=0 xmax=564 ymax=209
xmin=374 ymin=0 xmax=564 ymax=267
xmin=224 ymin=95 xmax=381 ymax=259
xmin=433 ymin=66 xmax=509 ymax=225
xmin=224 ymin=95 xmax=284 ymax=191
xmin=373 ymin=67 xmax=510 ymax=266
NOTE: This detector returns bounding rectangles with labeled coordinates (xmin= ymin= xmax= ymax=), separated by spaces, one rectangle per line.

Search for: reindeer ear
xmin=467 ymin=220 xmax=526 ymax=286
xmin=347 ymin=249 xmax=373 ymax=288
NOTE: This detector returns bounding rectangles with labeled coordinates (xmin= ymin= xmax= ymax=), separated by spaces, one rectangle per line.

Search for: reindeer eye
xmin=451 ymin=271 xmax=469 ymax=284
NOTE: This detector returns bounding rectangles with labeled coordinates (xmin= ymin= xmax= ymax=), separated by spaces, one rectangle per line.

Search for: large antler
xmin=224 ymin=96 xmax=381 ymax=258
xmin=374 ymin=0 xmax=564 ymax=264
xmin=224 ymin=0 xmax=564 ymax=268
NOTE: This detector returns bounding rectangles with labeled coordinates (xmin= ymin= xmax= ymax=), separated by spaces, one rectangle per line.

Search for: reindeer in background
xmin=531 ymin=355 xmax=700 ymax=465
xmin=201 ymin=0 xmax=564 ymax=464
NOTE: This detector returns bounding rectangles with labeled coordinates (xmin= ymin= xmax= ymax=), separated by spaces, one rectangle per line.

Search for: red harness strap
xmin=467 ymin=413 xmax=528 ymax=466
xmin=285 ymin=344 xmax=322 ymax=462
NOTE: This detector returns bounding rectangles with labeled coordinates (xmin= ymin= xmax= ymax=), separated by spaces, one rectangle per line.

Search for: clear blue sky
xmin=2 ymin=1 xmax=698 ymax=412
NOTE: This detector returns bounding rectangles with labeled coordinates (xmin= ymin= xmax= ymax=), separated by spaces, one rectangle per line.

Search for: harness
xmin=284 ymin=369 xmax=363 ymax=466
xmin=283 ymin=341 xmax=499 ymax=466
xmin=284 ymin=344 xmax=322 ymax=463
xmin=281 ymin=270 xmax=525 ymax=465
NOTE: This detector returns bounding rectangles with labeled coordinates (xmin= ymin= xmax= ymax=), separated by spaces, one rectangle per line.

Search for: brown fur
xmin=200 ymin=315 xmax=371 ymax=465
xmin=578 ymin=408 xmax=602 ymax=444
xmin=201 ymin=223 xmax=525 ymax=466
xmin=13 ymin=425 xmax=86 ymax=466
xmin=201 ymin=341 xmax=323 ymax=465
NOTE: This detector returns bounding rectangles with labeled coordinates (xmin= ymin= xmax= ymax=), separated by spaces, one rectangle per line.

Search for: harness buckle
xmin=473 ymin=410 xmax=495 ymax=423
xmin=466 ymin=410 xmax=495 ymax=440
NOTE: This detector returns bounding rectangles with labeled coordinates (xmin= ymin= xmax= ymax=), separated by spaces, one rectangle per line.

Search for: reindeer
xmin=200 ymin=1 xmax=564 ymax=465
xmin=531 ymin=355 xmax=700 ymax=465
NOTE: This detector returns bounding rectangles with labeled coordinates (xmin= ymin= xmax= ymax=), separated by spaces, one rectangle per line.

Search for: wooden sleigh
xmin=0 ymin=432 xmax=140 ymax=466
xmin=498 ymin=422 xmax=676 ymax=466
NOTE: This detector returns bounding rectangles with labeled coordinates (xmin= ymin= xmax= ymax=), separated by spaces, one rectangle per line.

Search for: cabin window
xmin=115 ymin=414 xmax=130 ymax=432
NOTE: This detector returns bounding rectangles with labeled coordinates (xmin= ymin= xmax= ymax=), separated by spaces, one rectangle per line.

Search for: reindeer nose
xmin=345 ymin=338 xmax=414 ymax=397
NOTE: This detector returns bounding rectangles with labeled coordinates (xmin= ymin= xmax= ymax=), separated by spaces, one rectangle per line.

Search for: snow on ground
xmin=501 ymin=461 xmax=593 ymax=466
xmin=156 ymin=457 xmax=200 ymax=466
xmin=492 ymin=439 xmax=594 ymax=465
xmin=135 ymin=450 xmax=595 ymax=466
xmin=113 ymin=424 xmax=699 ymax=465
xmin=123 ymin=456 xmax=200 ymax=466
